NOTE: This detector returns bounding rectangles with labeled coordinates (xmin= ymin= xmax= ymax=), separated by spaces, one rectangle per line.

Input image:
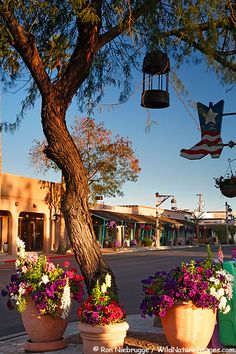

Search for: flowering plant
xmin=130 ymin=239 xmax=138 ymax=247
xmin=77 ymin=273 xmax=126 ymax=326
xmin=140 ymin=246 xmax=234 ymax=318
xmin=114 ymin=240 xmax=121 ymax=248
xmin=107 ymin=220 xmax=116 ymax=229
xmin=1 ymin=238 xmax=84 ymax=319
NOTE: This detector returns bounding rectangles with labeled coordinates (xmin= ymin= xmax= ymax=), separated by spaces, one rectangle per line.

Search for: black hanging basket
xmin=141 ymin=89 xmax=169 ymax=109
xmin=141 ymin=51 xmax=170 ymax=109
xmin=215 ymin=176 xmax=236 ymax=198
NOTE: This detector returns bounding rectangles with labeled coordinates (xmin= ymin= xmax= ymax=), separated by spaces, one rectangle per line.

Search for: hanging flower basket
xmin=215 ymin=176 xmax=236 ymax=198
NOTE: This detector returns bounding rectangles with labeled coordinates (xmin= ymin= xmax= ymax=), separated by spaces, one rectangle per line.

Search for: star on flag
xmin=203 ymin=108 xmax=218 ymax=125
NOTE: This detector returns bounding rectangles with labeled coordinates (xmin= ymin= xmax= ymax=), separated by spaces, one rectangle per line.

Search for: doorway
xmin=18 ymin=212 xmax=44 ymax=251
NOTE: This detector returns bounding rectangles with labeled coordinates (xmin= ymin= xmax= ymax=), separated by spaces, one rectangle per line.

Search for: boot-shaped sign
xmin=180 ymin=100 xmax=224 ymax=160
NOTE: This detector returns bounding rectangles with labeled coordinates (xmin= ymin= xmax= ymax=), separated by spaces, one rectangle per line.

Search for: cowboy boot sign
xmin=180 ymin=100 xmax=224 ymax=160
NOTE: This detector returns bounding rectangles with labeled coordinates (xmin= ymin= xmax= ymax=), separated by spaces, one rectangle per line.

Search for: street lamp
xmin=225 ymin=202 xmax=232 ymax=244
xmin=155 ymin=192 xmax=177 ymax=248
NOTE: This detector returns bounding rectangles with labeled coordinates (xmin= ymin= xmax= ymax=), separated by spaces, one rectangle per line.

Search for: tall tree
xmin=0 ymin=0 xmax=236 ymax=293
xmin=29 ymin=117 xmax=141 ymax=201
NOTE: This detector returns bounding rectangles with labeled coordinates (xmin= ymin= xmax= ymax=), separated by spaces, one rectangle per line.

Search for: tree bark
xmin=41 ymin=95 xmax=118 ymax=294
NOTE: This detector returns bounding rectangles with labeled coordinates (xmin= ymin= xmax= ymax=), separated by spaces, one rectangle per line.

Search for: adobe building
xmin=0 ymin=173 xmax=65 ymax=255
xmin=0 ymin=173 xmax=184 ymax=254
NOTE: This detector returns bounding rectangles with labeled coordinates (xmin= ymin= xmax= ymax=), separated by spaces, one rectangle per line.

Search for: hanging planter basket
xmin=215 ymin=176 xmax=236 ymax=198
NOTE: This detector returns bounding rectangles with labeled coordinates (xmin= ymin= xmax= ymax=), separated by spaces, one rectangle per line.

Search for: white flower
xmin=10 ymin=294 xmax=19 ymax=301
xmin=15 ymin=259 xmax=21 ymax=269
xmin=16 ymin=237 xmax=26 ymax=259
xmin=223 ymin=305 xmax=231 ymax=314
xmin=210 ymin=287 xmax=216 ymax=296
xmin=41 ymin=275 xmax=49 ymax=284
xmin=60 ymin=281 xmax=71 ymax=319
xmin=219 ymin=296 xmax=227 ymax=310
xmin=217 ymin=288 xmax=225 ymax=297
xmin=105 ymin=274 xmax=112 ymax=288
xmin=226 ymin=283 xmax=233 ymax=299
xmin=209 ymin=277 xmax=216 ymax=283
xmin=21 ymin=266 xmax=28 ymax=273
xmin=18 ymin=284 xmax=26 ymax=295
xmin=101 ymin=283 xmax=107 ymax=293
xmin=226 ymin=273 xmax=234 ymax=282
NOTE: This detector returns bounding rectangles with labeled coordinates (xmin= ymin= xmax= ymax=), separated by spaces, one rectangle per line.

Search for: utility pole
xmin=196 ymin=193 xmax=204 ymax=212
xmin=193 ymin=194 xmax=205 ymax=244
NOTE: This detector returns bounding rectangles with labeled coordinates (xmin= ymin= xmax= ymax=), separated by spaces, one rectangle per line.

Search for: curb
xmin=0 ymin=245 xmax=198 ymax=264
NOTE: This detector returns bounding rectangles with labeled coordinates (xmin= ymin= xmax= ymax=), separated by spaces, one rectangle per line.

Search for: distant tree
xmin=29 ymin=117 xmax=141 ymax=201
xmin=190 ymin=211 xmax=205 ymax=243
xmin=0 ymin=1 xmax=236 ymax=294
xmin=211 ymin=225 xmax=227 ymax=244
xmin=228 ymin=225 xmax=236 ymax=244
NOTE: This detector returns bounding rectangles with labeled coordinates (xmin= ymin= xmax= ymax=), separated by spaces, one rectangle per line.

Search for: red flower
xmin=63 ymin=261 xmax=70 ymax=268
xmin=197 ymin=267 xmax=204 ymax=273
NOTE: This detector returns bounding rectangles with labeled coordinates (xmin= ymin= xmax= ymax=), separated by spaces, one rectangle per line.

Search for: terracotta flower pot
xmin=161 ymin=302 xmax=216 ymax=354
xmin=79 ymin=321 xmax=129 ymax=354
xmin=3 ymin=243 xmax=8 ymax=253
xmin=21 ymin=298 xmax=69 ymax=352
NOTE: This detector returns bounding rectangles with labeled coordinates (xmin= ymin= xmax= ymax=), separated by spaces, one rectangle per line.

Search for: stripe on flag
xmin=180 ymin=130 xmax=223 ymax=160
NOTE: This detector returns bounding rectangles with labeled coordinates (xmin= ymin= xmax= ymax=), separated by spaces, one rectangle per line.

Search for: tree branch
xmin=162 ymin=17 xmax=231 ymax=37
xmin=0 ymin=2 xmax=52 ymax=95
xmin=160 ymin=17 xmax=236 ymax=72
xmin=57 ymin=0 xmax=161 ymax=105
xmin=190 ymin=38 xmax=236 ymax=72
xmin=217 ymin=49 xmax=236 ymax=56
xmin=98 ymin=0 xmax=161 ymax=49
xmin=56 ymin=0 xmax=105 ymax=105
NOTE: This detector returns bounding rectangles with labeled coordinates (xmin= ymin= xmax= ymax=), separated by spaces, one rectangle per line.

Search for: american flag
xmin=180 ymin=100 xmax=224 ymax=160
xmin=218 ymin=245 xmax=224 ymax=263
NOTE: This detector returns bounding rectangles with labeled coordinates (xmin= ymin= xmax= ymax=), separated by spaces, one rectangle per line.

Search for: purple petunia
xmin=2 ymin=238 xmax=84 ymax=318
xmin=140 ymin=247 xmax=234 ymax=318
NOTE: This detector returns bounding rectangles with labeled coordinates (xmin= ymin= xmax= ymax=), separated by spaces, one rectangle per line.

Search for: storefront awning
xmin=90 ymin=209 xmax=183 ymax=227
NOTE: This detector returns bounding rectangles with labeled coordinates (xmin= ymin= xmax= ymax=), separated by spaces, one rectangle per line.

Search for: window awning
xmin=90 ymin=209 xmax=183 ymax=227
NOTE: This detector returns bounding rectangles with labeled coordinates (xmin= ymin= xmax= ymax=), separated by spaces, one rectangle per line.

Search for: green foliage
xmin=17 ymin=295 xmax=26 ymax=313
xmin=205 ymin=244 xmax=213 ymax=268
xmin=143 ymin=238 xmax=153 ymax=247
xmin=227 ymin=225 xmax=236 ymax=243
xmin=0 ymin=0 xmax=235 ymax=125
xmin=92 ymin=280 xmax=109 ymax=305
xmin=211 ymin=224 xmax=227 ymax=244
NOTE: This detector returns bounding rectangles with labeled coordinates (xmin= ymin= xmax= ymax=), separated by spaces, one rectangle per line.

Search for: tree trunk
xmin=41 ymin=96 xmax=118 ymax=294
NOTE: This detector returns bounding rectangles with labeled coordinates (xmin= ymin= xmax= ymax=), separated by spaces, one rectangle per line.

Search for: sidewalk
xmin=0 ymin=315 xmax=163 ymax=354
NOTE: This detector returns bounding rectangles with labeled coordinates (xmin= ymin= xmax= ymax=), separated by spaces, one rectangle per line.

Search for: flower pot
xmin=21 ymin=298 xmax=68 ymax=352
xmin=161 ymin=302 xmax=216 ymax=354
xmin=79 ymin=321 xmax=129 ymax=354
xmin=3 ymin=243 xmax=8 ymax=253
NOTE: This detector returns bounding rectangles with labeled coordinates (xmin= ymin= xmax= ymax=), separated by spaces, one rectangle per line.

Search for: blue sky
xmin=1 ymin=60 xmax=236 ymax=212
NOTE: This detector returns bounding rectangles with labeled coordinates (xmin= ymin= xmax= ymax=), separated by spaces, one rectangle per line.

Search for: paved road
xmin=0 ymin=246 xmax=233 ymax=337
